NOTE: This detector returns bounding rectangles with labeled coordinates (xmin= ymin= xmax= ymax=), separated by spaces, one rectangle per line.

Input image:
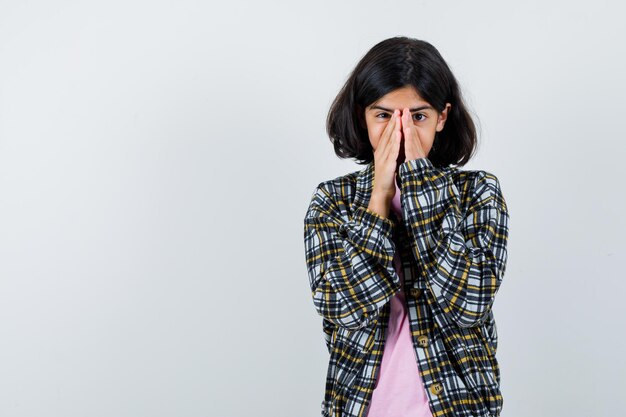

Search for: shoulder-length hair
xmin=326 ymin=36 xmax=478 ymax=168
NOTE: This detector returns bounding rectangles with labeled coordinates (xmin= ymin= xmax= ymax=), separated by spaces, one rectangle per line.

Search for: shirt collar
xmin=353 ymin=159 xmax=458 ymax=221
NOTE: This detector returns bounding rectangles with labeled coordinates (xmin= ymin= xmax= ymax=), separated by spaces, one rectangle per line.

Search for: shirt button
xmin=417 ymin=335 xmax=429 ymax=347
xmin=429 ymin=382 xmax=443 ymax=395
xmin=409 ymin=288 xmax=422 ymax=298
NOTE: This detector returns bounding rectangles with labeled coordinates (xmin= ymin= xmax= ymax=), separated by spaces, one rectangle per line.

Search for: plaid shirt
xmin=303 ymin=157 xmax=510 ymax=417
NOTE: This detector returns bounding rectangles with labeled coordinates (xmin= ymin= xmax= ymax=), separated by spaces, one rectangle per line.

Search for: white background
xmin=1 ymin=1 xmax=624 ymax=416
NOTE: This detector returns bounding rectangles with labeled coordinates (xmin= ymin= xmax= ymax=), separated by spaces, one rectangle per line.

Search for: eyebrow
xmin=368 ymin=104 xmax=434 ymax=112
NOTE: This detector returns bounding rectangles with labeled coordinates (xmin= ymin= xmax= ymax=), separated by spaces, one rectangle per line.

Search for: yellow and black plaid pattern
xmin=303 ymin=157 xmax=510 ymax=417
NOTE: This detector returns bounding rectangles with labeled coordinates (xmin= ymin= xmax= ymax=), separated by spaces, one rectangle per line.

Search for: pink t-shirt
xmin=365 ymin=177 xmax=433 ymax=417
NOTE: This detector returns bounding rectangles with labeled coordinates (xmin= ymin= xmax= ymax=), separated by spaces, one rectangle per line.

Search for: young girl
xmin=303 ymin=37 xmax=510 ymax=417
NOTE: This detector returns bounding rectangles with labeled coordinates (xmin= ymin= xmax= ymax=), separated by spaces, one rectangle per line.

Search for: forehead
xmin=366 ymin=86 xmax=432 ymax=111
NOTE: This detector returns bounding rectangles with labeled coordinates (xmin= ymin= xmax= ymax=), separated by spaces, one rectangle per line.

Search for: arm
xmin=398 ymin=157 xmax=510 ymax=328
xmin=303 ymin=182 xmax=402 ymax=331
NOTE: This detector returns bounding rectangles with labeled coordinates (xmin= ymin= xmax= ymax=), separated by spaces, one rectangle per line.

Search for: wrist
xmin=368 ymin=191 xmax=392 ymax=219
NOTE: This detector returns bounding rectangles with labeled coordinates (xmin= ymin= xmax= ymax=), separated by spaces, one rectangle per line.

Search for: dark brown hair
xmin=326 ymin=36 xmax=478 ymax=167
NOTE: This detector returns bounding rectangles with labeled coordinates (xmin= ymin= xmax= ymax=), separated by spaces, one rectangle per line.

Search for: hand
xmin=369 ymin=109 xmax=402 ymax=217
xmin=400 ymin=107 xmax=427 ymax=161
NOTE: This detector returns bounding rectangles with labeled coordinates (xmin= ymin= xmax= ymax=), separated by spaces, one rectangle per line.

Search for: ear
xmin=437 ymin=102 xmax=452 ymax=131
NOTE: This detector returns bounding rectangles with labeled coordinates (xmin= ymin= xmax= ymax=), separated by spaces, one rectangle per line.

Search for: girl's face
xmin=363 ymin=85 xmax=451 ymax=158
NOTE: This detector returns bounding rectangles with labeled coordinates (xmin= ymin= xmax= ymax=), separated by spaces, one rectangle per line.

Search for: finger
xmin=382 ymin=129 xmax=401 ymax=162
xmin=402 ymin=108 xmax=421 ymax=154
xmin=402 ymin=108 xmax=413 ymax=140
xmin=394 ymin=109 xmax=403 ymax=138
xmin=379 ymin=109 xmax=399 ymax=153
xmin=380 ymin=112 xmax=401 ymax=160
xmin=390 ymin=111 xmax=403 ymax=157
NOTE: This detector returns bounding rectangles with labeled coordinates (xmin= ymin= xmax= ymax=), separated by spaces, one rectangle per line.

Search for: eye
xmin=375 ymin=113 xmax=390 ymax=119
xmin=413 ymin=113 xmax=426 ymax=121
